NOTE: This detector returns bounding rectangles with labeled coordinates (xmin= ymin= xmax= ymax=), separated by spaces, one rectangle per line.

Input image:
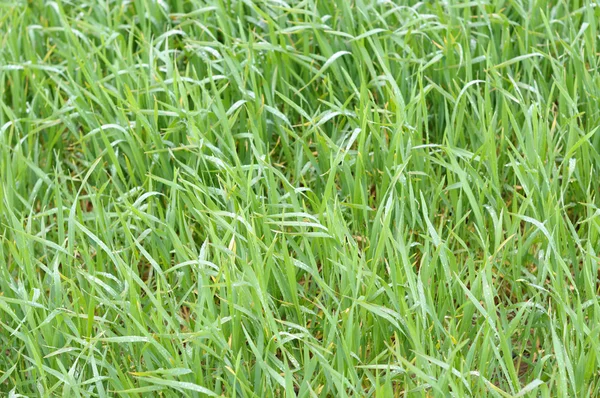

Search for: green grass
xmin=1 ymin=0 xmax=600 ymax=396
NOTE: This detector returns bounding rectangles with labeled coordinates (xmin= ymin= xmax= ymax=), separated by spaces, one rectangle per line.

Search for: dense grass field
xmin=1 ymin=0 xmax=600 ymax=396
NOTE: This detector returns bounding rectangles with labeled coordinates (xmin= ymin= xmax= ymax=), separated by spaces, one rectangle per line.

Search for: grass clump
xmin=1 ymin=0 xmax=600 ymax=396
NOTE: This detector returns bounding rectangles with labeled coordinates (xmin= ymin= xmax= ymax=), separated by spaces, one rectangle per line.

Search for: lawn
xmin=1 ymin=0 xmax=600 ymax=396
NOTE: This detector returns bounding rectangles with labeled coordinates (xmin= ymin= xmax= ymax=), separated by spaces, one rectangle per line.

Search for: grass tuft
xmin=1 ymin=0 xmax=600 ymax=396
